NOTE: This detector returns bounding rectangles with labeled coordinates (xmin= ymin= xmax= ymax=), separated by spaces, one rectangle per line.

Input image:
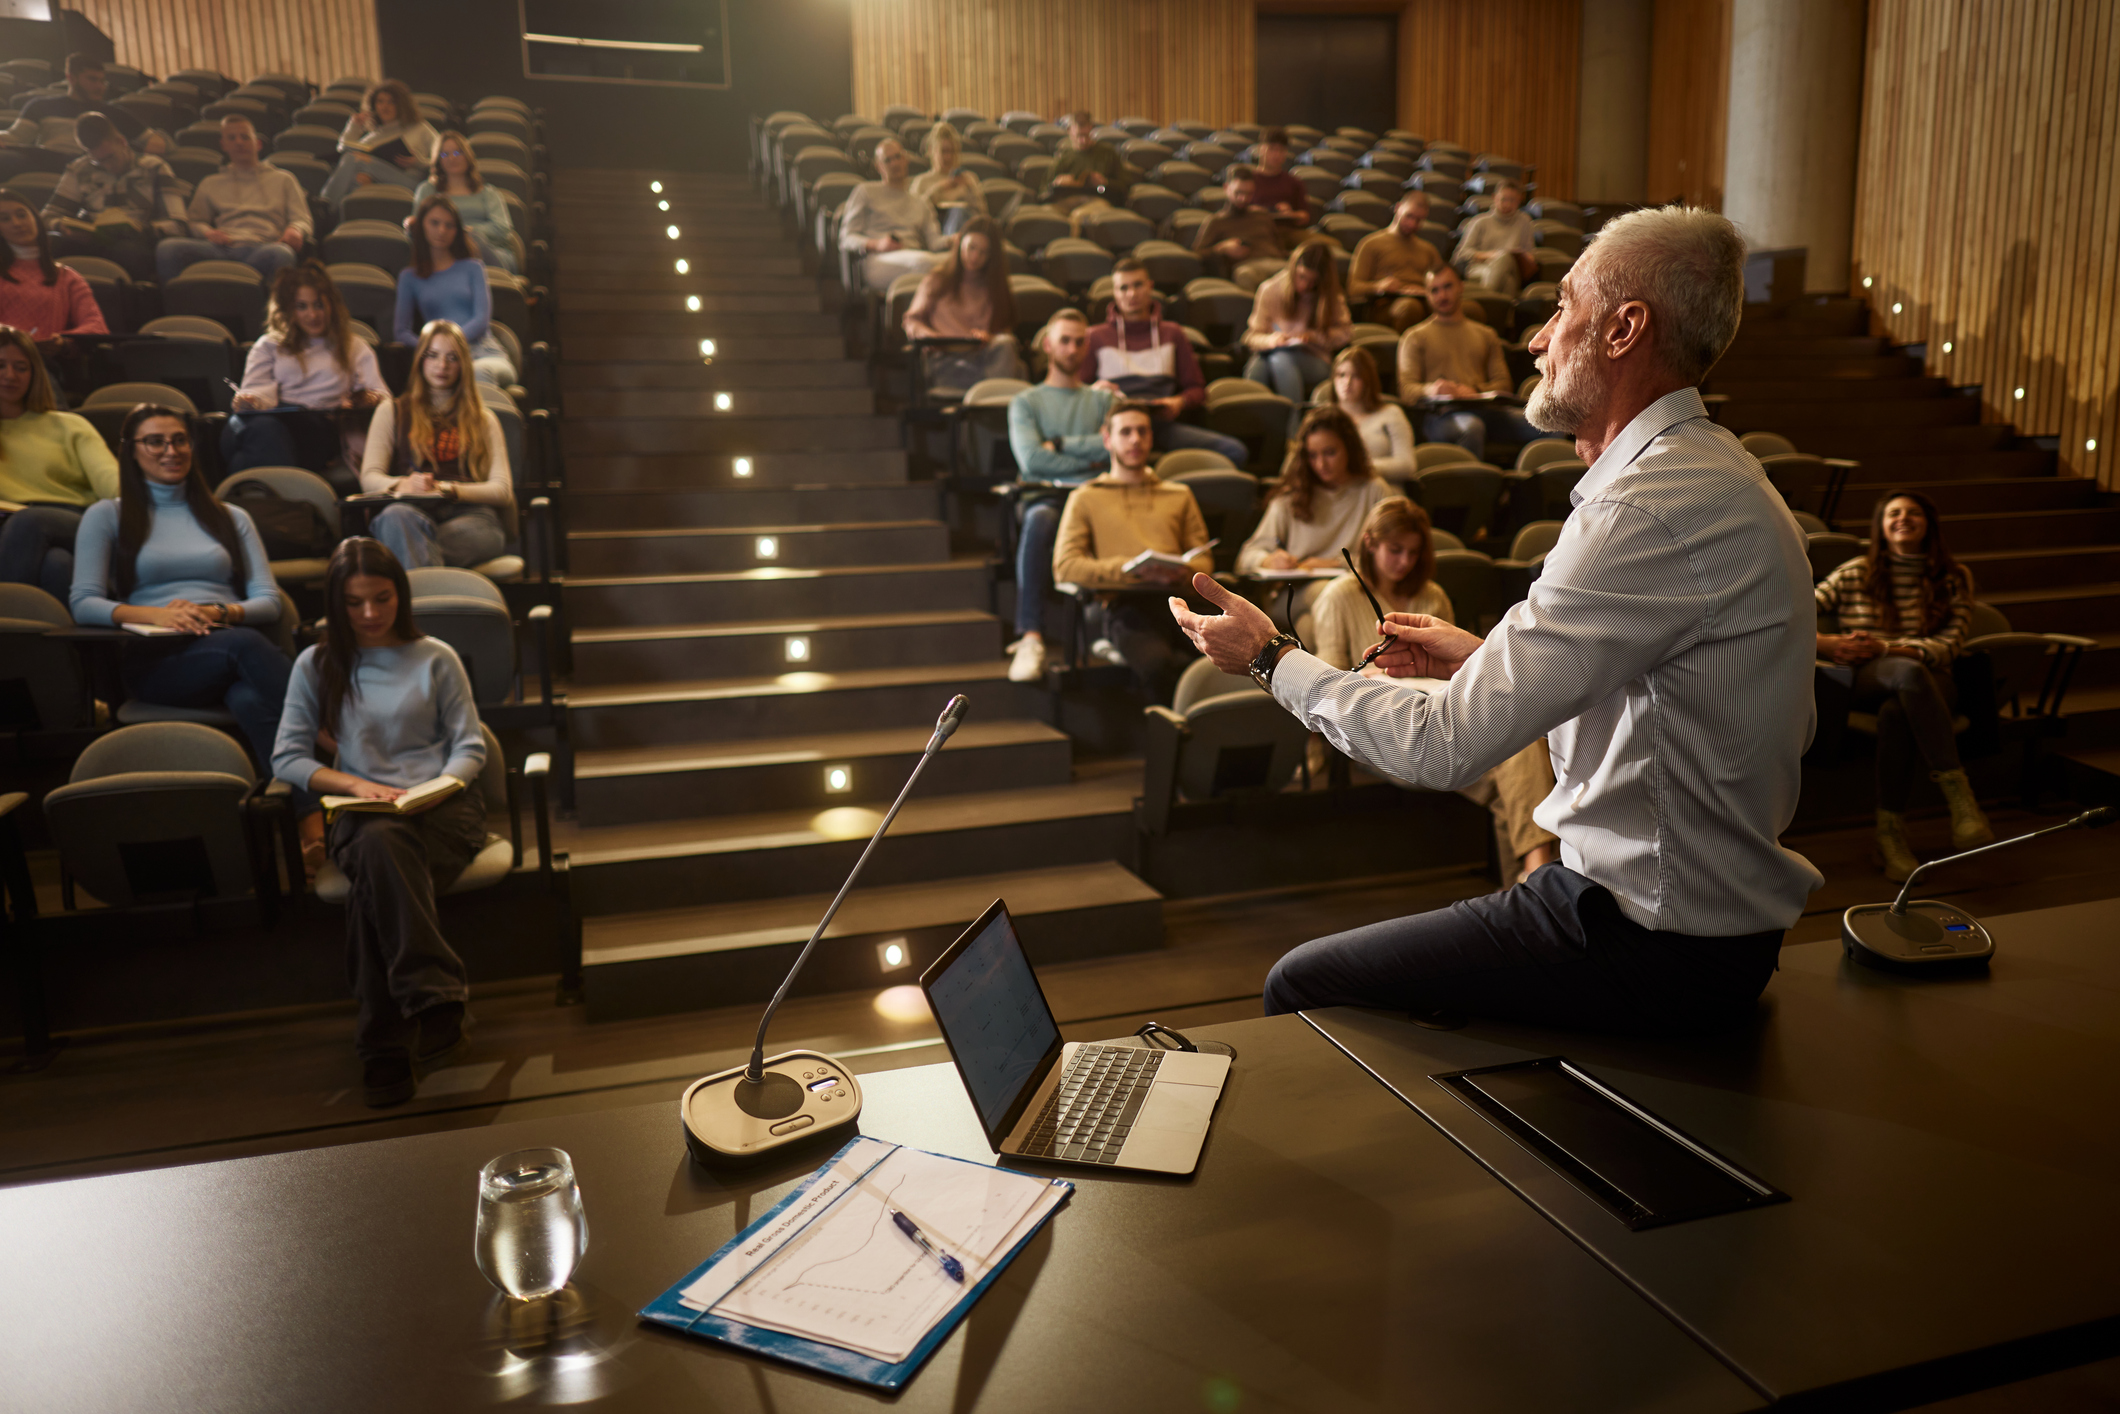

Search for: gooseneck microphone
xmin=1842 ymin=805 xmax=2113 ymax=970
xmin=680 ymin=696 xmax=970 ymax=1166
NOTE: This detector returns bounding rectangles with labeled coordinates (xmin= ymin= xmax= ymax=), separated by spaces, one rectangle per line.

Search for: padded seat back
xmin=1414 ymin=465 xmax=1507 ymax=542
xmin=43 ymin=722 xmax=259 ymax=906
xmin=409 ymin=567 xmax=515 ymax=704
xmin=1806 ymin=531 xmax=1863 ymax=584
xmin=0 ymin=584 xmax=85 ymax=732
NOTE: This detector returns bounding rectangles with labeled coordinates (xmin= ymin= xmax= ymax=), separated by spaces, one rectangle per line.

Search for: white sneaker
xmin=1089 ymin=638 xmax=1128 ymax=669
xmin=1007 ymin=635 xmax=1048 ymax=682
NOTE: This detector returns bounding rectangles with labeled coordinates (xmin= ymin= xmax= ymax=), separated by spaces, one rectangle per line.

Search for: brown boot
xmin=1932 ymin=769 xmax=1995 ymax=849
xmin=1874 ymin=809 xmax=1918 ymax=882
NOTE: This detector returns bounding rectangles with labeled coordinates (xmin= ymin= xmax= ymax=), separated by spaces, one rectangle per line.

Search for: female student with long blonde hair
xmin=358 ymin=319 xmax=513 ymax=571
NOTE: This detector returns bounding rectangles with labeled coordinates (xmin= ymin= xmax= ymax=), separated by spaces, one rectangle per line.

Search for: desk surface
xmin=1310 ymin=896 xmax=2120 ymax=1409
xmin=0 ymin=1013 xmax=1758 ymax=1414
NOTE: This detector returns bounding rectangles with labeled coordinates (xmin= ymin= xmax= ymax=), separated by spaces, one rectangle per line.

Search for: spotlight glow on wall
xmin=1891 ymin=302 xmax=1903 ymax=314
xmin=650 ymin=180 xmax=662 ymax=193
xmin=824 ymin=764 xmax=852 ymax=793
xmin=666 ymin=224 xmax=680 ymax=239
xmin=755 ymin=535 xmax=778 ymax=559
xmin=785 ymin=636 xmax=811 ymax=662
xmin=714 ymin=392 xmax=733 ymax=410
xmin=675 ymin=259 xmax=689 ymax=274
xmin=732 ymin=456 xmax=751 ymax=477
xmin=1942 ymin=341 xmax=1953 ymax=353
xmin=686 ymin=295 xmax=702 ymax=311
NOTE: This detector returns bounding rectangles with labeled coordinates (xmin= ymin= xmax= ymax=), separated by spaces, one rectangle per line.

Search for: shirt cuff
xmin=1268 ymin=647 xmax=1333 ymax=719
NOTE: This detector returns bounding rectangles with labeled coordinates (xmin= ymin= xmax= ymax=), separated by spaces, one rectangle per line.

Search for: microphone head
xmin=934 ymin=693 xmax=969 ymax=741
xmin=2077 ymin=806 xmax=2117 ymax=829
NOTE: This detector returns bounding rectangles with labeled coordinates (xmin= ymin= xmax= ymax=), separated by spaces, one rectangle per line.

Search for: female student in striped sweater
xmin=272 ymin=537 xmax=487 ymax=1108
xmin=1814 ymin=490 xmax=1992 ymax=879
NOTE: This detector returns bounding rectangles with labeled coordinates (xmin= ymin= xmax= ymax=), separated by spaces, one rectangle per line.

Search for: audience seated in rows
xmin=224 ymin=263 xmax=388 ymax=479
xmin=16 ymin=52 xmax=145 ymax=143
xmin=358 ymin=318 xmax=513 ymax=571
xmin=1192 ymin=165 xmax=1296 ymax=290
xmin=1309 ymin=495 xmax=1561 ymax=883
xmin=1005 ymin=309 xmax=1112 ymax=682
xmin=155 ymin=115 xmax=311 ymax=285
xmin=396 ymin=196 xmax=515 ymax=386
xmin=1455 ymin=179 xmax=1534 ymax=297
xmin=902 ymin=217 xmax=1024 ymax=392
xmin=1324 ymin=346 xmax=1414 ymax=479
xmin=1398 ymin=264 xmax=1540 ymax=459
xmin=1348 ymin=192 xmax=1443 ymax=330
xmin=0 ymin=191 xmax=107 ymax=350
xmin=411 ymin=132 xmax=517 ymax=273
xmin=321 ymin=80 xmax=440 ymax=211
xmin=270 ymin=536 xmax=486 ymax=1107
xmin=1236 ymin=406 xmax=1391 ymax=638
xmin=1045 ymin=110 xmax=1130 ymax=229
xmin=42 ymin=112 xmax=188 ymax=281
xmin=0 ymin=325 xmax=118 ymax=595
xmin=1085 ymin=258 xmax=1245 ymax=464
xmin=838 ymin=137 xmax=943 ymax=294
xmin=909 ymin=122 xmax=985 ymax=230
xmin=1813 ymin=491 xmax=1992 ymax=881
xmin=1243 ymin=240 xmax=1350 ymax=416
xmin=1247 ymin=128 xmax=1311 ymax=228
xmin=1052 ymin=399 xmax=1212 ymax=704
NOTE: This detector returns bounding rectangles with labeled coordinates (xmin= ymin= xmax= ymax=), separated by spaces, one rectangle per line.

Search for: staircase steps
xmin=567 ymin=662 xmax=1045 ymax=748
xmin=564 ymin=559 xmax=994 ymax=627
xmin=564 ymin=452 xmax=911 ymax=490
xmin=569 ymin=609 xmax=999 ymax=683
xmin=563 ymin=361 xmax=871 ymax=390
xmin=563 ymin=484 xmax=937 ymax=531
xmin=559 ymin=414 xmax=900 ymax=455
xmin=563 ymin=388 xmax=876 ymax=419
xmin=565 ymin=520 xmax=947 ymax=577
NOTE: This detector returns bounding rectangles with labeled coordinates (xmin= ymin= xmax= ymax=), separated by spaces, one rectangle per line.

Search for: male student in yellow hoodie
xmin=1052 ymin=400 xmax=1213 ymax=704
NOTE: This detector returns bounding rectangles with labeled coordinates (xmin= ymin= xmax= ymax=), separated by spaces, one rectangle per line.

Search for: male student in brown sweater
xmin=1395 ymin=264 xmax=1543 ymax=462
xmin=1052 ymin=400 xmax=1214 ymax=703
xmin=1191 ymin=166 xmax=1296 ymax=291
xmin=1348 ymin=192 xmax=1444 ymax=329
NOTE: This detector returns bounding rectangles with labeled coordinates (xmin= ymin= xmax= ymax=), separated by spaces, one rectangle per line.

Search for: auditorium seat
xmin=341 ymin=185 xmax=414 ymax=225
xmin=1140 ymin=657 xmax=1311 ymax=835
xmin=1514 ymin=437 xmax=1574 ymax=472
xmin=54 ymin=254 xmax=133 ymax=332
xmin=322 ymin=219 xmax=411 ymax=276
xmin=0 ymin=583 xmax=88 ymax=736
xmin=1415 ymin=465 xmax=1508 ymax=546
xmin=326 ymin=262 xmax=398 ymax=331
xmin=1164 ymin=466 xmax=1260 ymax=570
xmin=407 ymin=566 xmax=558 ymax=730
xmin=217 ymin=467 xmax=340 ymax=587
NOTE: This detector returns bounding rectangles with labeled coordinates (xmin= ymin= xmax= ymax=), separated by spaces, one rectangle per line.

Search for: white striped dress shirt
xmin=1270 ymin=387 xmax=1824 ymax=936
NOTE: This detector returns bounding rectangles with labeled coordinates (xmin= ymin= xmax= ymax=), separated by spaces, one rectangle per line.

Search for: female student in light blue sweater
xmin=410 ymin=132 xmax=517 ymax=273
xmin=393 ymin=195 xmax=516 ymax=386
xmin=271 ymin=537 xmax=487 ymax=1108
xmin=70 ymin=403 xmax=295 ymax=777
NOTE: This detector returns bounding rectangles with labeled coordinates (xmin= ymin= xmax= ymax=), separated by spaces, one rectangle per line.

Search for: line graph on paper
xmin=711 ymin=1145 xmax=1054 ymax=1362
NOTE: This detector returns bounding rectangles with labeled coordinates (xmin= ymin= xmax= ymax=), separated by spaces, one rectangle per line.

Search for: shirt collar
xmin=1571 ymin=386 xmax=1710 ymax=507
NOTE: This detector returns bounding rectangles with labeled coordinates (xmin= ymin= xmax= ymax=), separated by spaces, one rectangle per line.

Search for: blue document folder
xmin=640 ymin=1136 xmax=1072 ymax=1391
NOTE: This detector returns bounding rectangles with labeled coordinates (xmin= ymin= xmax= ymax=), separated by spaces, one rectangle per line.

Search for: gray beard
xmin=1524 ymin=345 xmax=1602 ymax=436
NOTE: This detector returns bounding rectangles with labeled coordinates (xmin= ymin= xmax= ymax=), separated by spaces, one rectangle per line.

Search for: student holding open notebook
xmin=271 ymin=537 xmax=487 ymax=1109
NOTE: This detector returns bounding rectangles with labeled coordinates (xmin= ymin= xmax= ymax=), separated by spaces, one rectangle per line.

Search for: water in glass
xmin=476 ymin=1147 xmax=588 ymax=1299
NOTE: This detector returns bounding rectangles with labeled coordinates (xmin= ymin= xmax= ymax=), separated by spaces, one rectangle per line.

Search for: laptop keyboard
xmin=1020 ymin=1045 xmax=1164 ymax=1164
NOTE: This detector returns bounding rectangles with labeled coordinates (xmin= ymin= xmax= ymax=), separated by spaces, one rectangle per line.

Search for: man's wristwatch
xmin=1248 ymin=633 xmax=1302 ymax=692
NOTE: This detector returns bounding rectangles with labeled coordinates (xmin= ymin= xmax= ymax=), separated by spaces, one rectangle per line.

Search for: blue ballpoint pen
xmin=889 ymin=1207 xmax=965 ymax=1283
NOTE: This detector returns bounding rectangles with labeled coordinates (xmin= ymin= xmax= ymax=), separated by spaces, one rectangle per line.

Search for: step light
xmin=755 ymin=535 xmax=778 ymax=559
xmin=1891 ymin=302 xmax=1903 ymax=314
xmin=650 ymin=180 xmax=662 ymax=193
xmin=877 ymin=939 xmax=909 ymax=971
xmin=1942 ymin=340 xmax=1953 ymax=353
xmin=1862 ymin=276 xmax=1873 ymax=288
xmin=686 ymin=295 xmax=702 ymax=312
xmin=666 ymin=224 xmax=680 ymax=239
xmin=824 ymin=764 xmax=852 ymax=794
xmin=675 ymin=258 xmax=689 ymax=274
xmin=2088 ymin=439 xmax=2098 ymax=452
xmin=700 ymin=338 xmax=716 ymax=357
xmin=731 ymin=455 xmax=751 ymax=477
xmin=2015 ymin=387 xmax=2025 ymax=400
xmin=715 ymin=392 xmax=733 ymax=411
xmin=658 ymin=199 xmax=669 ymax=211
xmin=784 ymin=635 xmax=811 ymax=662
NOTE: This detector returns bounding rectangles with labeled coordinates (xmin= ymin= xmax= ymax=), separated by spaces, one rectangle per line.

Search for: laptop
xmin=920 ymin=900 xmax=1232 ymax=1175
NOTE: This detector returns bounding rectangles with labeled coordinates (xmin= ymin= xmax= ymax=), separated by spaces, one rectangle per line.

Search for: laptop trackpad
xmin=1123 ymin=1082 xmax=1219 ymax=1174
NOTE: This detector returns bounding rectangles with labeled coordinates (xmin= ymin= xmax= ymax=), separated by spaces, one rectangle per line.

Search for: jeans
xmin=1153 ymin=417 xmax=1248 ymax=465
xmin=330 ymin=789 xmax=486 ymax=1059
xmin=322 ymin=151 xmax=424 ymax=207
xmin=1244 ymin=347 xmax=1333 ymax=433
xmin=1263 ymin=862 xmax=1784 ymax=1036
xmin=371 ymin=502 xmax=508 ymax=571
xmin=1014 ymin=498 xmax=1063 ymax=637
xmin=467 ymin=332 xmax=516 ymax=388
xmin=155 ymin=237 xmax=297 ymax=286
xmin=50 ymin=228 xmax=155 ymax=282
xmin=0 ymin=503 xmax=84 ymax=599
xmin=1101 ymin=594 xmax=1198 ymax=705
xmin=120 ymin=626 xmax=307 ymax=802
xmin=858 ymin=247 xmax=941 ymax=293
xmin=1420 ymin=406 xmax=1546 ymax=463
xmin=221 ymin=406 xmax=345 ymax=479
xmin=1851 ymin=654 xmax=1961 ymax=809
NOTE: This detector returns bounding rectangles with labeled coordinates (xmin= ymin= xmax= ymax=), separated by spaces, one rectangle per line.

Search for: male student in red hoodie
xmin=1085 ymin=259 xmax=1249 ymax=464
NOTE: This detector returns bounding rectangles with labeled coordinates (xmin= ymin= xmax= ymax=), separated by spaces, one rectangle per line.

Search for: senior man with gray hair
xmin=1170 ymin=205 xmax=1823 ymax=1035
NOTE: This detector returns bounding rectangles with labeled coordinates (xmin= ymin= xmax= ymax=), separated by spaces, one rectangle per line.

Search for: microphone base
xmin=680 ymin=1049 xmax=864 ymax=1168
xmin=1842 ymin=900 xmax=1995 ymax=973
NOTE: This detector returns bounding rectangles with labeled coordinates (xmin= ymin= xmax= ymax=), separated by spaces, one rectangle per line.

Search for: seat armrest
xmin=526 ymin=603 xmax=557 ymax=706
xmin=524 ymin=751 xmax=554 ymax=883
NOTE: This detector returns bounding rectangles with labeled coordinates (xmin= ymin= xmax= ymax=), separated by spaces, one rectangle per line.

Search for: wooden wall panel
xmin=1645 ymin=0 xmax=1728 ymax=208
xmin=850 ymin=0 xmax=1256 ymax=131
xmin=67 ymin=0 xmax=380 ymax=88
xmin=1394 ymin=0 xmax=1581 ymax=199
xmin=1853 ymin=0 xmax=2120 ymax=487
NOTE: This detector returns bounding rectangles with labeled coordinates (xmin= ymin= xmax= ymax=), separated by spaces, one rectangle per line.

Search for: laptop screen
xmin=924 ymin=905 xmax=1061 ymax=1136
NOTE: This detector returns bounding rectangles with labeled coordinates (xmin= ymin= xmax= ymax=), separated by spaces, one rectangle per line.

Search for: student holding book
xmin=320 ymin=80 xmax=440 ymax=209
xmin=359 ymin=318 xmax=514 ymax=572
xmin=272 ymin=537 xmax=487 ymax=1109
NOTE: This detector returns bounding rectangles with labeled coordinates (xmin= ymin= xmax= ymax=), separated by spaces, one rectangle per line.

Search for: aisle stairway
xmin=1707 ymin=296 xmax=2120 ymax=687
xmin=548 ymin=170 xmax=1160 ymax=1020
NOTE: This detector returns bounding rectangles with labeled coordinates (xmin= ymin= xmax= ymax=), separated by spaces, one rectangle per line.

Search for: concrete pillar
xmin=1721 ymin=0 xmax=1866 ymax=291
xmin=1577 ymin=0 xmax=1652 ymax=203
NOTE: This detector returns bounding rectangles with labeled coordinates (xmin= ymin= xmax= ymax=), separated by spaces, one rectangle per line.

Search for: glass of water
xmin=476 ymin=1147 xmax=589 ymax=1300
